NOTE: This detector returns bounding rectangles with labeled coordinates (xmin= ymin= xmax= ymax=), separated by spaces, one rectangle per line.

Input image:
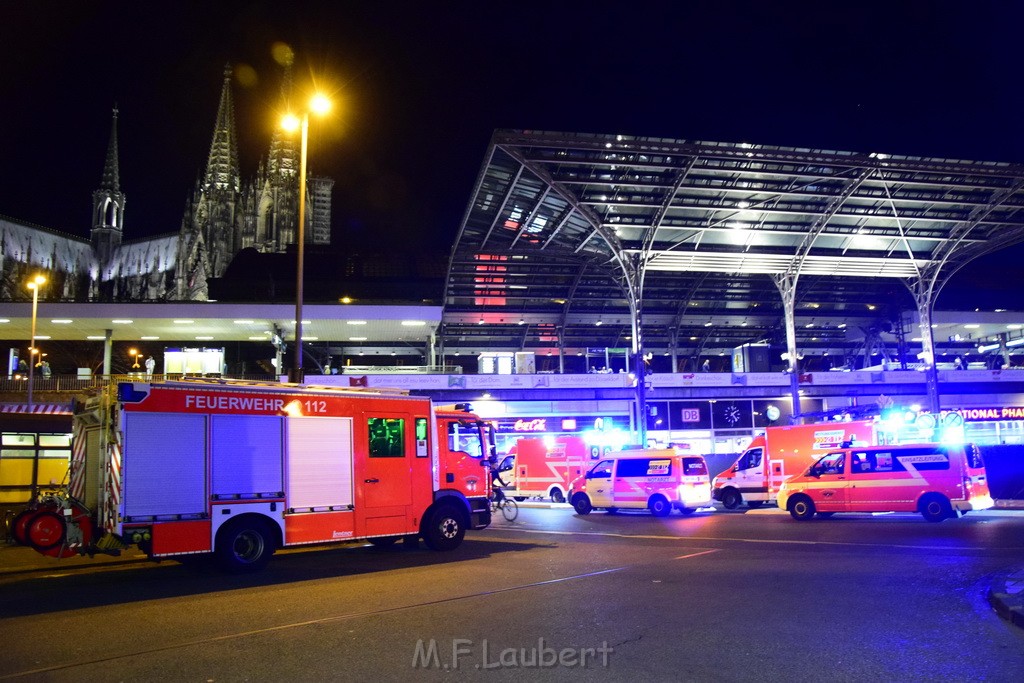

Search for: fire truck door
xmin=362 ymin=415 xmax=413 ymax=511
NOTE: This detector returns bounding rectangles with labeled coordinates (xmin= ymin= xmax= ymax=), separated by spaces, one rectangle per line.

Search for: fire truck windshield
xmin=448 ymin=421 xmax=485 ymax=459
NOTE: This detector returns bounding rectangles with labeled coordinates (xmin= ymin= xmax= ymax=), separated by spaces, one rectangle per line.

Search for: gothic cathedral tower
xmin=91 ymin=107 xmax=124 ymax=267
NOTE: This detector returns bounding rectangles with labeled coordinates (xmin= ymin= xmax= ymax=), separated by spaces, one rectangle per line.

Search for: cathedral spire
xmin=203 ymin=64 xmax=241 ymax=192
xmin=91 ymin=106 xmax=125 ymax=264
xmin=266 ymin=59 xmax=297 ymax=178
xmin=100 ymin=106 xmax=120 ymax=191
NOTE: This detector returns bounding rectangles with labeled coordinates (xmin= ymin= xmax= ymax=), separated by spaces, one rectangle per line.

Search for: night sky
xmin=2 ymin=2 xmax=1023 ymax=302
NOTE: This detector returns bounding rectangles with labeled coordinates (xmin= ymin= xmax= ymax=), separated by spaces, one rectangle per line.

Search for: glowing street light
xmin=282 ymin=91 xmax=331 ymax=384
xmin=26 ymin=274 xmax=46 ymax=406
xmin=129 ymin=348 xmax=144 ymax=370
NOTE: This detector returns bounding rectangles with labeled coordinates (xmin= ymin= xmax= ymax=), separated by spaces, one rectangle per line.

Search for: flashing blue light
xmin=939 ymin=425 xmax=966 ymax=445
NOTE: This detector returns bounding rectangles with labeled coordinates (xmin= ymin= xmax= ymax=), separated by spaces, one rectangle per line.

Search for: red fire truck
xmin=14 ymin=379 xmax=495 ymax=571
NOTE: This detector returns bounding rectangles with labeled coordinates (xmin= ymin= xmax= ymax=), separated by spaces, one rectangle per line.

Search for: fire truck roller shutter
xmin=286 ymin=417 xmax=354 ymax=510
xmin=212 ymin=415 xmax=284 ymax=499
xmin=122 ymin=413 xmax=206 ymax=518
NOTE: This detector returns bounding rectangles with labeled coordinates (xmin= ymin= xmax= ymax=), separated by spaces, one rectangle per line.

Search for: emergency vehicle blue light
xmin=939 ymin=426 xmax=966 ymax=445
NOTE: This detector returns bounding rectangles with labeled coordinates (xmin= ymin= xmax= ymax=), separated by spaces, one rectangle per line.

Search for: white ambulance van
xmin=777 ymin=442 xmax=994 ymax=522
xmin=568 ymin=449 xmax=712 ymax=516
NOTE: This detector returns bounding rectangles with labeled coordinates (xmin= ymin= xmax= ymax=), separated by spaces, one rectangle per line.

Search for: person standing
xmin=145 ymin=355 xmax=156 ymax=379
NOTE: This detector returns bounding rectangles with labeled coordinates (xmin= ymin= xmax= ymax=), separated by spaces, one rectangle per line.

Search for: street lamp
xmin=282 ymin=92 xmax=331 ymax=384
xmin=129 ymin=348 xmax=143 ymax=370
xmin=26 ymin=274 xmax=46 ymax=406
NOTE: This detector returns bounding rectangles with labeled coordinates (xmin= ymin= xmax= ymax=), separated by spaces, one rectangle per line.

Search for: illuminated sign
xmin=493 ymin=415 xmax=622 ymax=434
xmin=513 ymin=418 xmax=547 ymax=432
xmin=679 ymin=408 xmax=701 ymax=422
xmin=957 ymin=406 xmax=1024 ymax=421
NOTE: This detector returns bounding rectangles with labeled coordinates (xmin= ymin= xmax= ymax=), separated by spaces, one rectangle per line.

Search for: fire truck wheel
xmin=720 ymin=488 xmax=742 ymax=510
xmin=422 ymin=505 xmax=465 ymax=551
xmin=919 ymin=494 xmax=952 ymax=523
xmin=788 ymin=495 xmax=815 ymax=521
xmin=216 ymin=519 xmax=276 ymax=572
xmin=649 ymin=496 xmax=672 ymax=517
xmin=550 ymin=489 xmax=565 ymax=504
xmin=571 ymin=493 xmax=592 ymax=515
xmin=27 ymin=510 xmax=67 ymax=551
xmin=746 ymin=501 xmax=764 ymax=509
xmin=11 ymin=509 xmax=37 ymax=546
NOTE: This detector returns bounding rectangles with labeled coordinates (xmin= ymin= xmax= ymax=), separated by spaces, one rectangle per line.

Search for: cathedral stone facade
xmin=0 ymin=65 xmax=332 ymax=302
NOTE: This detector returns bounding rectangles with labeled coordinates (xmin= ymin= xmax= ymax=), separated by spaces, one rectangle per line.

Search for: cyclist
xmin=490 ymin=462 xmax=509 ymax=503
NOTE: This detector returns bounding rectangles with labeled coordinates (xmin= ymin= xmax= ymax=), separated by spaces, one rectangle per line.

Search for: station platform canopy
xmin=444 ymin=129 xmax=1024 ymax=362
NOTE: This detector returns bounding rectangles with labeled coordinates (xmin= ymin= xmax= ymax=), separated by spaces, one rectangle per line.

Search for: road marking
xmin=674 ymin=549 xmax=720 ymax=560
xmin=488 ymin=526 xmax=1021 ymax=552
xmin=0 ymin=565 xmax=627 ymax=680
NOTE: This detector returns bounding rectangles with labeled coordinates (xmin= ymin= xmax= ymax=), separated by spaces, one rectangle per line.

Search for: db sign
xmin=679 ymin=408 xmax=701 ymax=422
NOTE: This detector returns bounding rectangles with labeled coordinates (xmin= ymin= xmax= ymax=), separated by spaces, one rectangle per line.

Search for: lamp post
xmin=129 ymin=348 xmax=143 ymax=370
xmin=283 ymin=93 xmax=331 ymax=384
xmin=26 ymin=274 xmax=46 ymax=406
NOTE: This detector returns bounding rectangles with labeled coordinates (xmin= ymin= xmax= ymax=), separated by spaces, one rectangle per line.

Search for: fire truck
xmin=13 ymin=379 xmax=495 ymax=571
xmin=504 ymin=436 xmax=588 ymax=503
xmin=712 ymin=420 xmax=879 ymax=510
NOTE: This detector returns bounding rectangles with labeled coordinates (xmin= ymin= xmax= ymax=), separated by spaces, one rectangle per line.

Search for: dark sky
xmin=3 ymin=1 xmax=1024 ymax=298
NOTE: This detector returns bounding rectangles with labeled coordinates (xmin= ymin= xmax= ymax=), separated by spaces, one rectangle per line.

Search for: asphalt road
xmin=2 ymin=506 xmax=1023 ymax=682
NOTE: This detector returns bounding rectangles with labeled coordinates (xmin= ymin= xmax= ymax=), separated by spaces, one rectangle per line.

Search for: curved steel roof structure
xmin=444 ymin=130 xmax=1024 ymax=372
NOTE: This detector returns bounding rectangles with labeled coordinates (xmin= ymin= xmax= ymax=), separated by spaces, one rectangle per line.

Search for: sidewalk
xmin=988 ymin=568 xmax=1024 ymax=630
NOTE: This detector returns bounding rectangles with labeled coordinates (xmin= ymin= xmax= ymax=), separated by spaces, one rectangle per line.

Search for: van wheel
xmin=721 ymin=488 xmax=742 ymax=510
xmin=649 ymin=496 xmax=671 ymax=517
xmin=423 ymin=504 xmax=466 ymax=551
xmin=216 ymin=519 xmax=276 ymax=573
xmin=788 ymin=495 xmax=816 ymax=521
xmin=572 ymin=494 xmax=592 ymax=515
xmin=919 ymin=494 xmax=952 ymax=523
xmin=747 ymin=501 xmax=764 ymax=509
xmin=550 ymin=489 xmax=565 ymax=504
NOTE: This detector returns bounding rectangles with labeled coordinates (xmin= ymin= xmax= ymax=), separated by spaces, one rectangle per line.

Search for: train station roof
xmin=443 ymin=130 xmax=1024 ymax=356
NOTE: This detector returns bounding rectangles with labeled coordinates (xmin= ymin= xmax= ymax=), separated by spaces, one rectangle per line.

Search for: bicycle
xmin=491 ymin=487 xmax=518 ymax=522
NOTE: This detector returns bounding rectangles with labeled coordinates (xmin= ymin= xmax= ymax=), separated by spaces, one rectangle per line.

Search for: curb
xmin=987 ymin=569 xmax=1024 ymax=630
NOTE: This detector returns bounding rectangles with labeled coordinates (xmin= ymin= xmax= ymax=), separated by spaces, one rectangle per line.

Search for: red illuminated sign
xmin=513 ymin=418 xmax=547 ymax=432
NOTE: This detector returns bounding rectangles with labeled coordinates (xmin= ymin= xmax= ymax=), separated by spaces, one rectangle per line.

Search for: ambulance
xmin=712 ymin=420 xmax=878 ymax=510
xmin=504 ymin=435 xmax=588 ymax=503
xmin=777 ymin=442 xmax=994 ymax=522
xmin=13 ymin=379 xmax=495 ymax=571
xmin=568 ymin=449 xmax=712 ymax=516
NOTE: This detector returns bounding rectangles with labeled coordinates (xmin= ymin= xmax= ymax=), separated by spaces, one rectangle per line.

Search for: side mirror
xmin=731 ymin=464 xmax=738 ymax=473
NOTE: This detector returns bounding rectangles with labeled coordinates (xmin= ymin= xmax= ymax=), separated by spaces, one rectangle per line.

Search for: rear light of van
xmin=679 ymin=483 xmax=711 ymax=504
